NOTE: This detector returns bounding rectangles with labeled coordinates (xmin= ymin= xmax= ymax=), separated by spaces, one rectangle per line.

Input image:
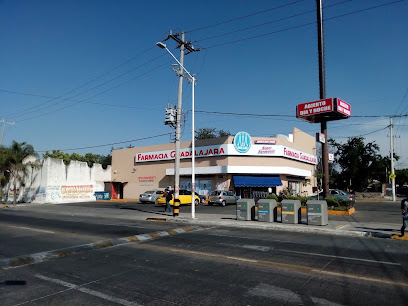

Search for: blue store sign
xmin=233 ymin=131 xmax=252 ymax=153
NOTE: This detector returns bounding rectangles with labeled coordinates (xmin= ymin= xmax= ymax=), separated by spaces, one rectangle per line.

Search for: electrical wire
xmin=202 ymin=0 xmax=405 ymax=50
xmin=18 ymin=60 xmax=173 ymax=122
xmin=34 ymin=133 xmax=172 ymax=153
xmin=4 ymin=46 xmax=156 ymax=118
xmin=197 ymin=0 xmax=351 ymax=42
xmin=6 ymin=52 xmax=168 ymax=119
xmin=186 ymin=0 xmax=305 ymax=33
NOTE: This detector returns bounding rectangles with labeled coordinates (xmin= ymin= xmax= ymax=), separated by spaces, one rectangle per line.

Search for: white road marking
xmin=35 ymin=274 xmax=140 ymax=305
xmin=0 ymin=223 xmax=55 ymax=234
xmin=247 ymin=283 xmax=345 ymax=305
xmin=278 ymin=249 xmax=400 ymax=266
xmin=312 ymin=270 xmax=408 ymax=287
xmin=216 ymin=241 xmax=400 ymax=266
xmin=226 ymin=256 xmax=258 ymax=263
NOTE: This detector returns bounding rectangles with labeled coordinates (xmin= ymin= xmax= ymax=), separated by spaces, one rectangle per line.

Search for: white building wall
xmin=3 ymin=157 xmax=111 ymax=204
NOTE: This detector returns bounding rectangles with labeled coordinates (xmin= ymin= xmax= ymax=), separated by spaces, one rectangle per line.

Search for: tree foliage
xmin=195 ymin=128 xmax=231 ymax=140
xmin=328 ymin=137 xmax=395 ymax=192
xmin=42 ymin=150 xmax=111 ymax=169
xmin=7 ymin=141 xmax=39 ymax=204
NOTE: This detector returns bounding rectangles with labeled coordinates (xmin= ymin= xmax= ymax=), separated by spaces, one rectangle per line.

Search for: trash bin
xmin=306 ymin=200 xmax=328 ymax=226
xmin=94 ymin=191 xmax=111 ymax=200
xmin=237 ymin=199 xmax=255 ymax=221
xmin=281 ymin=199 xmax=301 ymax=224
xmin=257 ymin=199 xmax=277 ymax=222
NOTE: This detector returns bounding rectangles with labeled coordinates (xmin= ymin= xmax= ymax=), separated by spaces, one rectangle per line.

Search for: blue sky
xmin=1 ymin=0 xmax=407 ymax=169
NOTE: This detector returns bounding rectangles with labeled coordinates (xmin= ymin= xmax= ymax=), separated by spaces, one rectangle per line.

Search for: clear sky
xmin=1 ymin=0 xmax=407 ymax=169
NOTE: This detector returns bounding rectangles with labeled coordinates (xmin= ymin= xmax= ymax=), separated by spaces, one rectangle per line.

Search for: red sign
xmin=296 ymin=98 xmax=351 ymax=123
xmin=254 ymin=140 xmax=276 ymax=145
xmin=336 ymin=99 xmax=351 ymax=117
xmin=297 ymin=98 xmax=333 ymax=117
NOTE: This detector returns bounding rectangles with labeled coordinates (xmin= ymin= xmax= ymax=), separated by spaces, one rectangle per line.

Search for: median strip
xmin=0 ymin=225 xmax=208 ymax=269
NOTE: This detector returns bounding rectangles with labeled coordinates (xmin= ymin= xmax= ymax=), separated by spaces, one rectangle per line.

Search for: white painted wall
xmin=2 ymin=157 xmax=111 ymax=204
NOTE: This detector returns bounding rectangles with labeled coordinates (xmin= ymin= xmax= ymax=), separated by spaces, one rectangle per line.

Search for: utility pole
xmin=162 ymin=30 xmax=198 ymax=216
xmin=0 ymin=119 xmax=15 ymax=146
xmin=316 ymin=0 xmax=329 ymax=198
xmin=390 ymin=117 xmax=396 ymax=201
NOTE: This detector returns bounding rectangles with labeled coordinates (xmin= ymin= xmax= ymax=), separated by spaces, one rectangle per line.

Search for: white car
xmin=139 ymin=190 xmax=164 ymax=203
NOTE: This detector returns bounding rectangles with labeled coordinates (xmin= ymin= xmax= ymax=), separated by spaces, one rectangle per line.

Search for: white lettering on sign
xmin=135 ymin=144 xmax=317 ymax=165
xmin=304 ymin=101 xmax=326 ymax=109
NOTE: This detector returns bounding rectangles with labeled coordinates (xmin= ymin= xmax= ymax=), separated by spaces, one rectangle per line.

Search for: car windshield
xmin=156 ymin=191 xmax=164 ymax=194
xmin=145 ymin=191 xmax=155 ymax=194
xmin=210 ymin=191 xmax=221 ymax=196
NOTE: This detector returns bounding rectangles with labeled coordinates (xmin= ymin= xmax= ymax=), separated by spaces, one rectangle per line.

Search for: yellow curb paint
xmin=54 ymin=252 xmax=75 ymax=258
xmin=149 ymin=233 xmax=162 ymax=239
xmin=182 ymin=227 xmax=194 ymax=232
xmin=125 ymin=236 xmax=140 ymax=242
xmin=392 ymin=234 xmax=408 ymax=240
xmin=167 ymin=229 xmax=179 ymax=235
xmin=146 ymin=218 xmax=167 ymax=222
xmin=10 ymin=256 xmax=31 ymax=266
xmin=94 ymin=241 xmax=114 ymax=249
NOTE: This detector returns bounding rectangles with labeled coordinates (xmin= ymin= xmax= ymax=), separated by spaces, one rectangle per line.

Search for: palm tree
xmin=8 ymin=141 xmax=38 ymax=205
xmin=0 ymin=146 xmax=12 ymax=202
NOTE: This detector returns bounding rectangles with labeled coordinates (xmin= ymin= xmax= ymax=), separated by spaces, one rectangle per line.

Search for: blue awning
xmin=233 ymin=176 xmax=282 ymax=187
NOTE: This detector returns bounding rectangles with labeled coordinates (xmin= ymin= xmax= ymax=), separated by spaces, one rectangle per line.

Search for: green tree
xmin=329 ymin=137 xmax=389 ymax=192
xmin=396 ymin=169 xmax=408 ymax=186
xmin=0 ymin=146 xmax=12 ymax=200
xmin=195 ymin=128 xmax=231 ymax=140
xmin=8 ymin=141 xmax=38 ymax=204
xmin=43 ymin=150 xmax=111 ymax=169
xmin=43 ymin=150 xmax=71 ymax=165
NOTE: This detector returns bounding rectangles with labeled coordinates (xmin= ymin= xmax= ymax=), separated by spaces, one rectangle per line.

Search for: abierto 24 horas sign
xmin=296 ymin=98 xmax=351 ymax=123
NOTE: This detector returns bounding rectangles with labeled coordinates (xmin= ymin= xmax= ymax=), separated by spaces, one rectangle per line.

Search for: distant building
xmin=110 ymin=128 xmax=317 ymax=200
xmin=2 ymin=157 xmax=111 ymax=204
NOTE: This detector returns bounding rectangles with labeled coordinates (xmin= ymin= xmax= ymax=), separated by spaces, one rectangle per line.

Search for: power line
xmin=34 ymin=133 xmax=172 ymax=153
xmin=186 ymin=0 xmax=305 ymax=33
xmin=17 ymin=60 xmax=173 ymax=122
xmin=203 ymin=0 xmax=405 ymax=49
xmin=197 ymin=0 xmax=351 ymax=42
xmin=6 ymin=52 xmax=168 ymax=119
xmin=4 ymin=46 xmax=156 ymax=118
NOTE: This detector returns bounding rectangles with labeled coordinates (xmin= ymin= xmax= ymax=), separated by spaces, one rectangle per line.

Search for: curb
xmin=0 ymin=225 xmax=208 ymax=270
xmin=163 ymin=217 xmax=370 ymax=238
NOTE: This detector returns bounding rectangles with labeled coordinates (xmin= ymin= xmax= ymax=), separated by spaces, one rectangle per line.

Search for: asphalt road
xmin=1 ymin=201 xmax=408 ymax=305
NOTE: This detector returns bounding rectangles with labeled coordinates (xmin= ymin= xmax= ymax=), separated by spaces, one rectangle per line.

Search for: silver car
xmin=208 ymin=190 xmax=238 ymax=206
xmin=139 ymin=190 xmax=164 ymax=203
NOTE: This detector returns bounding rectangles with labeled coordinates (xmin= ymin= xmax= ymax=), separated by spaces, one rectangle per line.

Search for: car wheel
xmin=221 ymin=201 xmax=226 ymax=207
xmin=194 ymin=199 xmax=199 ymax=206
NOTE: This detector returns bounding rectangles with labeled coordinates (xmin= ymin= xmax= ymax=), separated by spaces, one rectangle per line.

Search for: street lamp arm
xmin=156 ymin=42 xmax=193 ymax=79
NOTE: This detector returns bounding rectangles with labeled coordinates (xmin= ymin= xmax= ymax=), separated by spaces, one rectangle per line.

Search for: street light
xmin=156 ymin=42 xmax=197 ymax=219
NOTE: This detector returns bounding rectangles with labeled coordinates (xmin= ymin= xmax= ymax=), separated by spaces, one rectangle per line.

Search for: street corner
xmin=391 ymin=234 xmax=408 ymax=240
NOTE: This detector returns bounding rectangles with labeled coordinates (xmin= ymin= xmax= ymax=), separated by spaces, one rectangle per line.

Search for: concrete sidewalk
xmin=117 ymin=202 xmax=407 ymax=241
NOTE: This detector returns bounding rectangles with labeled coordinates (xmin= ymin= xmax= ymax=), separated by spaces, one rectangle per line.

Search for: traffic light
xmin=165 ymin=107 xmax=177 ymax=125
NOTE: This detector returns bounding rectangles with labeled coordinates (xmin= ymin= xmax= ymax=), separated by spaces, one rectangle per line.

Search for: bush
xmin=266 ymin=194 xmax=278 ymax=201
xmin=286 ymin=196 xmax=310 ymax=206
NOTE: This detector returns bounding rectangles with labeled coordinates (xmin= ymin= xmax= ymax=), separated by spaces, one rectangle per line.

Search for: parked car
xmin=156 ymin=189 xmax=200 ymax=206
xmin=311 ymin=189 xmax=355 ymax=203
xmin=195 ymin=192 xmax=206 ymax=203
xmin=208 ymin=190 xmax=239 ymax=206
xmin=139 ymin=190 xmax=164 ymax=203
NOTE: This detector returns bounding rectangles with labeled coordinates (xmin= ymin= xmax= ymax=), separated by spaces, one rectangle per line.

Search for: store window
xmin=288 ymin=181 xmax=301 ymax=196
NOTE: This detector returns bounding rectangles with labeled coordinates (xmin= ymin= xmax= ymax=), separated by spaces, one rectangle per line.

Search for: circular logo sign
xmin=233 ymin=131 xmax=252 ymax=153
